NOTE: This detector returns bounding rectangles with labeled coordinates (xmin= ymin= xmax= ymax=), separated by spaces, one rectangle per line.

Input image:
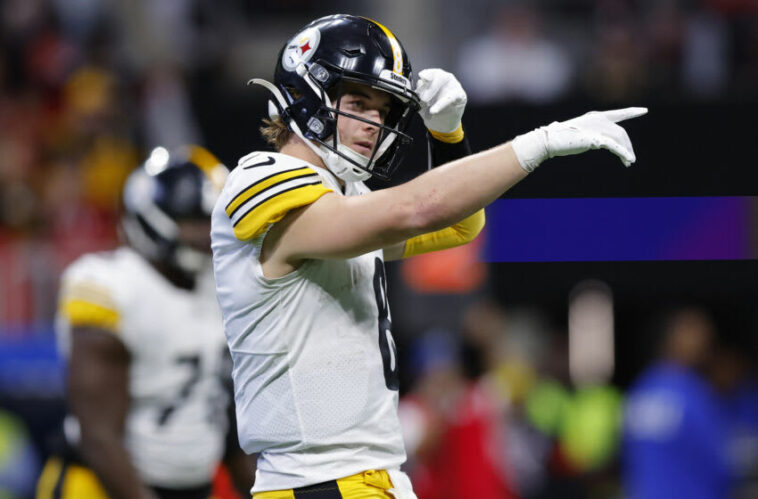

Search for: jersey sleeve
xmin=58 ymin=254 xmax=122 ymax=334
xmin=223 ymin=153 xmax=334 ymax=241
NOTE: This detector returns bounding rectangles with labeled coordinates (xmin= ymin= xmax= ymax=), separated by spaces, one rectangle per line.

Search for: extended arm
xmin=68 ymin=327 xmax=157 ymax=499
xmin=262 ymin=142 xmax=524 ymax=275
xmin=261 ymin=108 xmax=646 ymax=276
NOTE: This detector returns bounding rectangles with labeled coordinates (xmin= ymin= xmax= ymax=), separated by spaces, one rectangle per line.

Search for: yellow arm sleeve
xmin=402 ymin=208 xmax=485 ymax=258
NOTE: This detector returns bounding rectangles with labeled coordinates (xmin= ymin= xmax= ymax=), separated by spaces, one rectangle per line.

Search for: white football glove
xmin=511 ymin=107 xmax=648 ymax=172
xmin=416 ymin=68 xmax=467 ymax=134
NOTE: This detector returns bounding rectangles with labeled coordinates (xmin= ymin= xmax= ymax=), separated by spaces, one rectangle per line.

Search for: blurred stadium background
xmin=2 ymin=0 xmax=758 ymax=497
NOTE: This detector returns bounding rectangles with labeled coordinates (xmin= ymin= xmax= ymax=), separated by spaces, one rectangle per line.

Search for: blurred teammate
xmin=211 ymin=13 xmax=646 ymax=498
xmin=36 ymin=146 xmax=254 ymax=499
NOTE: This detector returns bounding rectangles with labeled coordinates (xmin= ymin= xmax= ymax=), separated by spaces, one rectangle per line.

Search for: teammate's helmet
xmin=121 ymin=145 xmax=228 ymax=274
xmin=251 ymin=14 xmax=420 ymax=182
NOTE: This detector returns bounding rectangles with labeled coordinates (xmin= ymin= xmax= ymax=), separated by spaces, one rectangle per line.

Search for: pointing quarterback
xmin=210 ymin=14 xmax=646 ymax=498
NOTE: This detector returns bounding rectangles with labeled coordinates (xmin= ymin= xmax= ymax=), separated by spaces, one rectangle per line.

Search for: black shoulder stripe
xmin=232 ymin=180 xmax=324 ymax=227
xmin=225 ymin=166 xmax=314 ymax=212
xmin=227 ymin=173 xmax=319 ymax=219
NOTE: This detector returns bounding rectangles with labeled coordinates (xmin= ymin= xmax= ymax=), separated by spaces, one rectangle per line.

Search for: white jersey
xmin=56 ymin=246 xmax=230 ymax=488
xmin=211 ymin=151 xmax=406 ymax=492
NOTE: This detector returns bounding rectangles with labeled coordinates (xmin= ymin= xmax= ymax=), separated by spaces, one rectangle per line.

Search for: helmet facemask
xmin=256 ymin=63 xmax=419 ymax=183
xmin=253 ymin=14 xmax=422 ymax=182
xmin=300 ymin=66 xmax=419 ymax=182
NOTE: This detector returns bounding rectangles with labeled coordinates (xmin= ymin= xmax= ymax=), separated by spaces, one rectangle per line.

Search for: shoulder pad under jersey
xmin=58 ymin=251 xmax=123 ymax=333
xmin=223 ymin=152 xmax=333 ymax=240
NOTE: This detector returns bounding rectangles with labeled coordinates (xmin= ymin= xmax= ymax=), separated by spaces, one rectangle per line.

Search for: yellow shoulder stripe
xmin=225 ymin=166 xmax=317 ymax=217
xmin=61 ymin=298 xmax=120 ymax=332
xmin=65 ymin=281 xmax=117 ymax=310
xmin=232 ymin=183 xmax=333 ymax=240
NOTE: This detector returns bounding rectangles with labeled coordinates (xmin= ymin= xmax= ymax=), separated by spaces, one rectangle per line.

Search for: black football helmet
xmin=121 ymin=145 xmax=228 ymax=275
xmin=250 ymin=14 xmax=420 ymax=182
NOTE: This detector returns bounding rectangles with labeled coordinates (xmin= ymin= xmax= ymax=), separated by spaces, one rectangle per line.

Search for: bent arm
xmin=68 ymin=327 xmax=157 ymax=499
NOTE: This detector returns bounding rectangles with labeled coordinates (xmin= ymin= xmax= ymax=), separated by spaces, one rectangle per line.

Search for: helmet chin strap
xmin=326 ymin=139 xmax=372 ymax=183
xmin=250 ymin=78 xmax=372 ymax=183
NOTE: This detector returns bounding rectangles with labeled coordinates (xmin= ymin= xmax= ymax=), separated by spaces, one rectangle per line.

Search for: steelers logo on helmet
xmin=249 ymin=14 xmax=421 ymax=183
xmin=281 ymin=27 xmax=321 ymax=72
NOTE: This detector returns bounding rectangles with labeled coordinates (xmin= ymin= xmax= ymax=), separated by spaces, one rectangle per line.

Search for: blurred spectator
xmin=461 ymin=302 xmax=560 ymax=498
xmin=732 ymin=15 xmax=758 ymax=97
xmin=708 ymin=343 xmax=758 ymax=498
xmin=644 ymin=1 xmax=687 ymax=98
xmin=682 ymin=10 xmax=730 ymax=98
xmin=457 ymin=4 xmax=574 ymax=103
xmin=49 ymin=0 xmax=109 ymax=43
xmin=557 ymin=384 xmax=622 ymax=475
xmin=622 ymin=307 xmax=732 ymax=499
xmin=399 ymin=329 xmax=517 ymax=499
xmin=582 ymin=13 xmax=647 ymax=102
xmin=519 ymin=329 xmax=623 ymax=499
xmin=704 ymin=0 xmax=758 ymax=16
xmin=142 ymin=67 xmax=201 ymax=149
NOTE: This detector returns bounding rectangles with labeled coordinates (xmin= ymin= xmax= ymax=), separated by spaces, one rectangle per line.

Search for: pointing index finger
xmin=602 ymin=107 xmax=648 ymax=123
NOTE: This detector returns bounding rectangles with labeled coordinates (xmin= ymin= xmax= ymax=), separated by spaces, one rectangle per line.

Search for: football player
xmin=211 ymin=14 xmax=646 ymax=498
xmin=36 ymin=146 xmax=254 ymax=498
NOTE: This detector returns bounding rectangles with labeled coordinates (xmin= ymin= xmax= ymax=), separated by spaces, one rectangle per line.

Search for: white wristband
xmin=511 ymin=127 xmax=550 ymax=173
